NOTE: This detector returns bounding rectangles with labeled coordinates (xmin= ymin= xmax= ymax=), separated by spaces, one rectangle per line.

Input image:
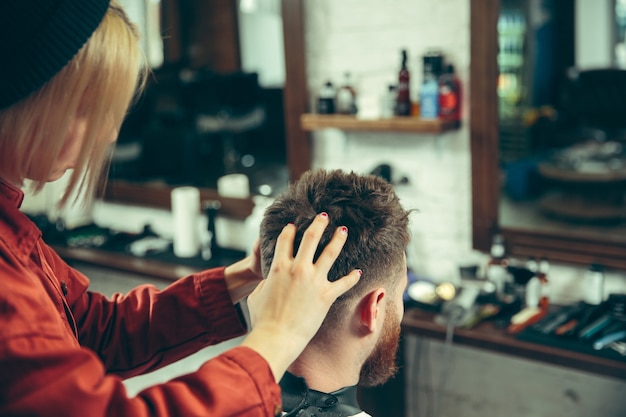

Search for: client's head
xmin=259 ymin=169 xmax=411 ymax=387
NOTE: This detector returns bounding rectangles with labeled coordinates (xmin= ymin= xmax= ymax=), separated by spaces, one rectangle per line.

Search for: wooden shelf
xmin=300 ymin=113 xmax=458 ymax=133
xmin=104 ymin=181 xmax=254 ymax=220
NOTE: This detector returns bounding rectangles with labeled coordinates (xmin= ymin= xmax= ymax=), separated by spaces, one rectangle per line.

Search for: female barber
xmin=0 ymin=1 xmax=360 ymax=416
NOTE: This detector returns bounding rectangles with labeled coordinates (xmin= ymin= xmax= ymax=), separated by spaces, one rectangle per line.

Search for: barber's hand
xmin=223 ymin=238 xmax=263 ymax=304
xmin=241 ymin=212 xmax=361 ymax=381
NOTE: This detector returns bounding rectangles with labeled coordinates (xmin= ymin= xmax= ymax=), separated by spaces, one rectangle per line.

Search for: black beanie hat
xmin=0 ymin=0 xmax=111 ymax=110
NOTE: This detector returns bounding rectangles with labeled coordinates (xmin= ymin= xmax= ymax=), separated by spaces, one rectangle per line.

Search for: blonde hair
xmin=0 ymin=2 xmax=147 ymax=206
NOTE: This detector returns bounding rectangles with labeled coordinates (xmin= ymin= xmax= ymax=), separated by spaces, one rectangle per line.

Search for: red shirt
xmin=0 ymin=179 xmax=282 ymax=416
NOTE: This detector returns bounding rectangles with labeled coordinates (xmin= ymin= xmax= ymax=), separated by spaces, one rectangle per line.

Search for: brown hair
xmin=259 ymin=169 xmax=412 ymax=338
xmin=0 ymin=2 xmax=147 ymax=206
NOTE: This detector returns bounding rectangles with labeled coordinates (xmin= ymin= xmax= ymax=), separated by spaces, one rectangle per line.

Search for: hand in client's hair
xmin=243 ymin=213 xmax=361 ymax=380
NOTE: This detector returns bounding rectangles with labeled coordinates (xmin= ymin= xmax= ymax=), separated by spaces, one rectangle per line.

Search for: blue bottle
xmin=419 ymin=63 xmax=439 ymax=119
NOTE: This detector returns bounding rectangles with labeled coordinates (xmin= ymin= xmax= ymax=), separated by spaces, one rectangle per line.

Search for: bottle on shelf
xmin=438 ymin=63 xmax=462 ymax=127
xmin=537 ymin=257 xmax=550 ymax=303
xmin=419 ymin=62 xmax=439 ymax=120
xmin=423 ymin=49 xmax=444 ymax=79
xmin=317 ymin=81 xmax=336 ymax=114
xmin=380 ymin=84 xmax=397 ymax=119
xmin=411 ymin=87 xmax=421 ymax=117
xmin=584 ymin=264 xmax=605 ymax=305
xmin=395 ymin=49 xmax=411 ymax=116
xmin=525 ymin=257 xmax=550 ymax=309
xmin=335 ymin=72 xmax=358 ymax=115
xmin=487 ymin=234 xmax=507 ymax=266
xmin=484 ymin=233 xmax=512 ymax=300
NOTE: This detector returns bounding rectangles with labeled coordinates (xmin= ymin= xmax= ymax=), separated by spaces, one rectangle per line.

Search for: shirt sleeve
xmin=1 ymin=337 xmax=282 ymax=417
xmin=0 ymin=243 xmax=283 ymax=417
xmin=69 ymin=263 xmax=248 ymax=377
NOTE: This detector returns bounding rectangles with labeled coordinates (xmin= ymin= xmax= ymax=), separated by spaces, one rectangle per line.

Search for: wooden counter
xmin=361 ymin=307 xmax=626 ymax=417
xmin=53 ymin=245 xmax=202 ymax=282
xmin=401 ymin=308 xmax=626 ymax=381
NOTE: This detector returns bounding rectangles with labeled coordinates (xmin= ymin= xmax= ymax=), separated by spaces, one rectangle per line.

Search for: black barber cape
xmin=279 ymin=371 xmax=370 ymax=417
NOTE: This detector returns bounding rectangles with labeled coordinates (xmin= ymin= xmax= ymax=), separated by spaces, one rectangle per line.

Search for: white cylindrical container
xmin=584 ymin=264 xmax=605 ymax=305
xmin=171 ymin=186 xmax=201 ymax=258
xmin=217 ymin=173 xmax=250 ymax=199
xmin=525 ymin=276 xmax=541 ymax=308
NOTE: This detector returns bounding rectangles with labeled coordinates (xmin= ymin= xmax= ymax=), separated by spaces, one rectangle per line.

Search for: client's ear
xmin=359 ymin=288 xmax=386 ymax=333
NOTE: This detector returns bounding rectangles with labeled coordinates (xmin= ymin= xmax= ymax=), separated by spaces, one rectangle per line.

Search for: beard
xmin=358 ymin=302 xmax=402 ymax=387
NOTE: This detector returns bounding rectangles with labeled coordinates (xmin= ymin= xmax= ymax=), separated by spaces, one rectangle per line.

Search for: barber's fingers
xmin=292 ymin=212 xmax=331 ymax=263
xmin=312 ymin=223 xmax=348 ymax=273
xmin=315 ymin=221 xmax=363 ymax=299
xmin=327 ymin=268 xmax=362 ymax=299
xmin=270 ymin=212 xmax=360 ymax=292
xmin=273 ymin=222 xmax=298 ymax=261
xmin=272 ymin=212 xmax=338 ymax=266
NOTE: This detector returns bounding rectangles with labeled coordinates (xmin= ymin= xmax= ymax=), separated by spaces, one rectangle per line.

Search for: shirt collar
xmin=280 ymin=371 xmax=362 ymax=417
xmin=0 ymin=178 xmax=42 ymax=262
xmin=0 ymin=177 xmax=25 ymax=207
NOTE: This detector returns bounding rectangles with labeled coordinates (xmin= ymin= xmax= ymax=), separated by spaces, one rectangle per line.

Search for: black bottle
xmin=395 ymin=49 xmax=411 ymax=116
xmin=317 ymin=81 xmax=336 ymax=114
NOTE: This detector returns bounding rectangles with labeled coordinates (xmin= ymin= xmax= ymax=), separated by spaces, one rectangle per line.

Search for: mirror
xmin=104 ymin=0 xmax=310 ymax=219
xmin=472 ymin=0 xmax=626 ymax=270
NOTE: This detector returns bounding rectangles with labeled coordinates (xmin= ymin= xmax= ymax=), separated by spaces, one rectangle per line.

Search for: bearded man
xmin=258 ymin=169 xmax=412 ymax=417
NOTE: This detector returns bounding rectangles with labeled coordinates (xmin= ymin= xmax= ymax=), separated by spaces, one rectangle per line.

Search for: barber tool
xmin=609 ymin=341 xmax=626 ymax=356
xmin=555 ymin=318 xmax=579 ymax=336
xmin=578 ymin=312 xmax=612 ymax=340
xmin=574 ymin=295 xmax=625 ymax=341
xmin=593 ymin=330 xmax=626 ymax=350
xmin=507 ymin=305 xmax=547 ymax=334
xmin=563 ymin=302 xmax=608 ymax=338
xmin=599 ymin=319 xmax=626 ymax=337
xmin=608 ymin=293 xmax=626 ymax=319
xmin=533 ymin=301 xmax=587 ymax=335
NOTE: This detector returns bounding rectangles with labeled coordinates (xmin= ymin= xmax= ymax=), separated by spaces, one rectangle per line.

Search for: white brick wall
xmin=305 ymin=0 xmax=474 ymax=282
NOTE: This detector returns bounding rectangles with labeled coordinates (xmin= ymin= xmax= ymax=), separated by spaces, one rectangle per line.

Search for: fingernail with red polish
xmin=340 ymin=226 xmax=348 ymax=235
xmin=357 ymin=269 xmax=363 ymax=276
xmin=320 ymin=212 xmax=328 ymax=218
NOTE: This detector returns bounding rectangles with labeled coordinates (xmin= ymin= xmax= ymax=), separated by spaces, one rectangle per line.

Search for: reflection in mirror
xmin=109 ymin=0 xmax=288 ymax=205
xmin=496 ymin=0 xmax=626 ymax=259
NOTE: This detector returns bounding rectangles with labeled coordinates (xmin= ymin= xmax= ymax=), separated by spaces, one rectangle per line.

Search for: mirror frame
xmin=471 ymin=0 xmax=626 ymax=270
xmin=105 ymin=0 xmax=311 ymax=220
